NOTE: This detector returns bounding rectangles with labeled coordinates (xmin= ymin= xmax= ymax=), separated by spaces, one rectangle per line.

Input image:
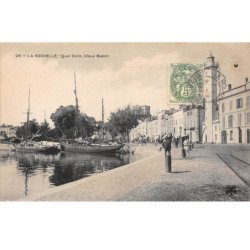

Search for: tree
xmin=47 ymin=127 xmax=62 ymax=140
xmin=80 ymin=114 xmax=96 ymax=138
xmin=50 ymin=105 xmax=96 ymax=139
xmin=107 ymin=105 xmax=149 ymax=141
xmin=39 ymin=120 xmax=50 ymax=140
xmin=16 ymin=119 xmax=39 ymax=140
xmin=0 ymin=131 xmax=7 ymax=139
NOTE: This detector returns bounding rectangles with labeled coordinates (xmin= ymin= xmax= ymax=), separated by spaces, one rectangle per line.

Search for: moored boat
xmin=61 ymin=72 xmax=124 ymax=155
xmin=13 ymin=87 xmax=61 ymax=154
xmin=15 ymin=141 xmax=60 ymax=154
xmin=61 ymin=141 xmax=123 ymax=154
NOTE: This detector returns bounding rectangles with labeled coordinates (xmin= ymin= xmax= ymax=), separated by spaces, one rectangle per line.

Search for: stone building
xmin=202 ymin=54 xmax=220 ymax=143
xmin=166 ymin=109 xmax=184 ymax=138
xmin=184 ymin=106 xmax=204 ymax=143
xmin=0 ymin=124 xmax=17 ymax=138
xmin=202 ymin=54 xmax=250 ymax=144
xmin=130 ymin=54 xmax=250 ymax=144
xmin=217 ymin=79 xmax=250 ymax=144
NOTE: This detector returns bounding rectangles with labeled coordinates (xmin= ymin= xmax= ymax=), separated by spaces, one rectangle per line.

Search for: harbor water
xmin=0 ymin=151 xmax=139 ymax=200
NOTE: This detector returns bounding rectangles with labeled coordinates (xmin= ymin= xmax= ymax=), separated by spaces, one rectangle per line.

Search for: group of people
xmin=138 ymin=136 xmax=149 ymax=146
xmin=161 ymin=133 xmax=191 ymax=159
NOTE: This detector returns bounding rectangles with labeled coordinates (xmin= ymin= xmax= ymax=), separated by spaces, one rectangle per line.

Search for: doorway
xmin=221 ymin=130 xmax=227 ymax=144
xmin=247 ymin=129 xmax=250 ymax=143
xmin=238 ymin=128 xmax=242 ymax=143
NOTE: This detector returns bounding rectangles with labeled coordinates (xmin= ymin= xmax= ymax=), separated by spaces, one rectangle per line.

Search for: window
xmin=229 ymin=101 xmax=233 ymax=110
xmin=222 ymin=103 xmax=225 ymax=113
xmin=247 ymin=112 xmax=250 ymax=124
xmin=238 ymin=113 xmax=242 ymax=127
xmin=236 ymin=98 xmax=243 ymax=109
xmin=222 ymin=117 xmax=225 ymax=129
xmin=247 ymin=96 xmax=250 ymax=107
xmin=228 ymin=115 xmax=233 ymax=128
xmin=215 ymin=134 xmax=217 ymax=141
xmin=215 ymin=125 xmax=217 ymax=131
xmin=230 ymin=130 xmax=233 ymax=140
xmin=190 ymin=111 xmax=193 ymax=115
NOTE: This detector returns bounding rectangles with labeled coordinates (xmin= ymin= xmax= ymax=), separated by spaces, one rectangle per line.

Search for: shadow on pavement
xmin=171 ymin=171 xmax=191 ymax=174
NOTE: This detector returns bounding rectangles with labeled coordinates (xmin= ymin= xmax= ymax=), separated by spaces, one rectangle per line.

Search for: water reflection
xmin=49 ymin=152 xmax=131 ymax=186
xmin=0 ymin=151 xmax=135 ymax=200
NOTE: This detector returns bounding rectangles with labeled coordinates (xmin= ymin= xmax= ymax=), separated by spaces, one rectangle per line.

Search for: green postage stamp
xmin=170 ymin=63 xmax=203 ymax=104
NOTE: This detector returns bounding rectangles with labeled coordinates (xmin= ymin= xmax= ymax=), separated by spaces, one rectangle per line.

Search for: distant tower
xmin=203 ymin=54 xmax=219 ymax=143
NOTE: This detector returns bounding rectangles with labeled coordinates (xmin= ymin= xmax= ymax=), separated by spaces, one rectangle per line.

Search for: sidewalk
xmin=23 ymin=145 xmax=249 ymax=201
xmin=232 ymin=151 xmax=250 ymax=165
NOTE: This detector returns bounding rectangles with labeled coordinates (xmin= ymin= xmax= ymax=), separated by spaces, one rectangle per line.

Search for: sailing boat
xmin=14 ymin=87 xmax=60 ymax=154
xmin=60 ymin=73 xmax=123 ymax=154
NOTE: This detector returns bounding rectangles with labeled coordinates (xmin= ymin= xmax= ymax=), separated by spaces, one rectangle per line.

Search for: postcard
xmin=0 ymin=43 xmax=249 ymax=201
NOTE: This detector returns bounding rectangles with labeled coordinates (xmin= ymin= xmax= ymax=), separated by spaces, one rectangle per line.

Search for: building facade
xmin=202 ymin=55 xmax=250 ymax=144
xmin=184 ymin=106 xmax=204 ymax=143
xmin=202 ymin=55 xmax=220 ymax=143
xmin=217 ymin=81 xmax=250 ymax=144
xmin=0 ymin=125 xmax=17 ymax=138
xmin=130 ymin=106 xmax=204 ymax=143
xmin=130 ymin=54 xmax=250 ymax=144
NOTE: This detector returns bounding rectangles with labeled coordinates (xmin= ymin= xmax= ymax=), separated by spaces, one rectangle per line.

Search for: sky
xmin=1 ymin=43 xmax=250 ymax=126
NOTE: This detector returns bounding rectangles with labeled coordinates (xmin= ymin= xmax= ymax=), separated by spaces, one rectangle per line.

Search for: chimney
xmin=228 ymin=84 xmax=232 ymax=90
xmin=246 ymin=77 xmax=248 ymax=84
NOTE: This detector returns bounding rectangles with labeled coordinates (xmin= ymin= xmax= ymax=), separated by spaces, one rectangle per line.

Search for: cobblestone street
xmin=24 ymin=144 xmax=249 ymax=201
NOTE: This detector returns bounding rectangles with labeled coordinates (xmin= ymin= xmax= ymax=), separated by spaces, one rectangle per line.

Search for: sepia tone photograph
xmin=0 ymin=42 xmax=249 ymax=201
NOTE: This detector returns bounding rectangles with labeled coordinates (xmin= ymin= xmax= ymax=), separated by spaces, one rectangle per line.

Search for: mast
xmin=74 ymin=71 xmax=79 ymax=111
xmin=101 ymin=98 xmax=104 ymax=141
xmin=74 ymin=71 xmax=79 ymax=137
xmin=25 ymin=87 xmax=31 ymax=144
xmin=44 ymin=109 xmax=46 ymax=123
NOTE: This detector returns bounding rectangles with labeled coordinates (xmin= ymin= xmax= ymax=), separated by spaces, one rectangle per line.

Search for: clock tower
xmin=203 ymin=54 xmax=219 ymax=143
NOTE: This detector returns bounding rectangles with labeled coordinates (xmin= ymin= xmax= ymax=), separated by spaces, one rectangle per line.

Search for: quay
xmin=21 ymin=144 xmax=249 ymax=201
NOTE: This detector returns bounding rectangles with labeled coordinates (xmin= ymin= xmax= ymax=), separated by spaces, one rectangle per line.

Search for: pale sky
xmin=1 ymin=43 xmax=250 ymax=126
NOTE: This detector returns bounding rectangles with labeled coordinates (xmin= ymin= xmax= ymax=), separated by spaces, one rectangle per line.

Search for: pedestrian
xmin=174 ymin=137 xmax=179 ymax=148
xmin=189 ymin=139 xmax=192 ymax=151
xmin=159 ymin=133 xmax=172 ymax=172
xmin=141 ymin=137 xmax=144 ymax=146
xmin=183 ymin=136 xmax=189 ymax=158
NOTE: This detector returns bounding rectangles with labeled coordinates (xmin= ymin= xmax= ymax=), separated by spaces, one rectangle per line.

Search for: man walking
xmin=183 ymin=136 xmax=189 ymax=158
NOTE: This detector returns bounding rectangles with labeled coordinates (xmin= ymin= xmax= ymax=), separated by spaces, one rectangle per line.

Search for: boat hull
xmin=15 ymin=145 xmax=60 ymax=154
xmin=61 ymin=143 xmax=123 ymax=154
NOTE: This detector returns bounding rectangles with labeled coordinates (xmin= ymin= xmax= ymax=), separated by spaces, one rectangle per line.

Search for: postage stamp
xmin=169 ymin=63 xmax=203 ymax=104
